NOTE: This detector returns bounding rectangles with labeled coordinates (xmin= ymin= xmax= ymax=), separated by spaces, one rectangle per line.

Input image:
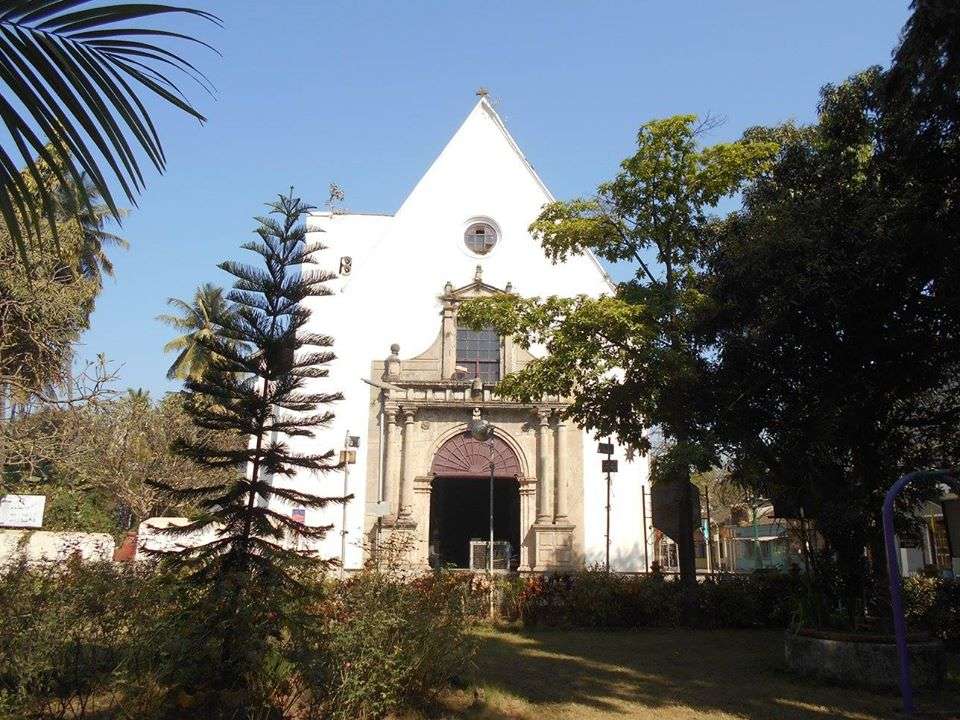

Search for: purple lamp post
xmin=882 ymin=469 xmax=954 ymax=716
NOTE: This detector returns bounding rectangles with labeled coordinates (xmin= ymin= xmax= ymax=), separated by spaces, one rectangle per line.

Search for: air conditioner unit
xmin=469 ymin=540 xmax=511 ymax=571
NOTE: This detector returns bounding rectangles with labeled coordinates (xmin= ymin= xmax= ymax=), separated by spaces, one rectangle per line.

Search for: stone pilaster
xmin=398 ymin=407 xmax=417 ymax=522
xmin=382 ymin=405 xmax=398 ymax=523
xmin=441 ymin=284 xmax=457 ymax=378
xmin=517 ymin=478 xmax=537 ymax=571
xmin=554 ymin=414 xmax=569 ymax=521
xmin=535 ymin=409 xmax=550 ymax=522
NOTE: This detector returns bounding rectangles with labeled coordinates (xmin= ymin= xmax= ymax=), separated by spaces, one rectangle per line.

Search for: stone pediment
xmin=441 ymin=265 xmax=513 ymax=301
xmin=372 ymin=267 xmax=535 ymax=387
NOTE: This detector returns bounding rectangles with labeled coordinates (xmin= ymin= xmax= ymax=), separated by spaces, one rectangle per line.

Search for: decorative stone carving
xmin=365 ymin=274 xmax=584 ymax=572
xmin=386 ymin=343 xmax=401 ymax=378
xmin=431 ymin=432 xmax=521 ymax=478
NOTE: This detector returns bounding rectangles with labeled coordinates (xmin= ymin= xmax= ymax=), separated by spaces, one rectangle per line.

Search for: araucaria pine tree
xmin=150 ymin=191 xmax=344 ymax=711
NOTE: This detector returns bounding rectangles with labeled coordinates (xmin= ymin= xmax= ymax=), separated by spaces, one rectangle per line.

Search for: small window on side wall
xmin=464 ymin=222 xmax=497 ymax=255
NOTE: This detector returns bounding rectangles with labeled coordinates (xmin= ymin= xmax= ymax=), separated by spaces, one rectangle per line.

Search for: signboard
xmin=650 ymin=481 xmax=701 ymax=544
xmin=291 ymin=508 xmax=306 ymax=524
xmin=366 ymin=500 xmax=390 ymax=518
xmin=601 ymin=459 xmax=619 ymax=474
xmin=0 ymin=495 xmax=45 ymax=528
xmin=597 ymin=442 xmax=614 ymax=455
xmin=340 ymin=449 xmax=357 ymax=465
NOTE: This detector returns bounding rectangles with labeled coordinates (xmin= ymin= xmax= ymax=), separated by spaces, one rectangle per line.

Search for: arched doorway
xmin=428 ymin=432 xmax=521 ymax=570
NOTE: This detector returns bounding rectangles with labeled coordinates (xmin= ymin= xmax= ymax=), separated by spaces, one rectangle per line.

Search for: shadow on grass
xmin=456 ymin=627 xmax=960 ymax=720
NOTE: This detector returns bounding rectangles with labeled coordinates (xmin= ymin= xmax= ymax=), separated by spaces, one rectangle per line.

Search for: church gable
xmin=393 ymin=95 xmax=554 ymax=222
xmin=341 ymin=94 xmax=612 ymax=322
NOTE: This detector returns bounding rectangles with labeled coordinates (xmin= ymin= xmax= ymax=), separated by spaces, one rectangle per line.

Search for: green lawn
xmin=437 ymin=627 xmax=960 ymax=720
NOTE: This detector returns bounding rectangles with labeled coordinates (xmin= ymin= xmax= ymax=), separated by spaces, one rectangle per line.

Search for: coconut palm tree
xmin=54 ymin=172 xmax=128 ymax=290
xmin=158 ymin=283 xmax=235 ymax=382
xmin=0 ymin=1 xmax=219 ymax=267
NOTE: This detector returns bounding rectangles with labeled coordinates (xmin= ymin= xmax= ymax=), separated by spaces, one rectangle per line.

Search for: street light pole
xmin=597 ymin=438 xmax=617 ymax=572
xmin=469 ymin=411 xmax=497 ymax=619
xmin=488 ymin=436 xmax=495 ymax=618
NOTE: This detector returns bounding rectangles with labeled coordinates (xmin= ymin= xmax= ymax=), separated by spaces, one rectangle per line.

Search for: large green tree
xmin=52 ymin=172 xmax=128 ymax=290
xmin=459 ymin=115 xmax=776 ymax=607
xmin=1 ymin=152 xmax=123 ymax=416
xmin=0 ymin=1 xmax=218 ymax=266
xmin=149 ymin=192 xmax=344 ymax=714
xmin=706 ymin=62 xmax=960 ymax=621
xmin=2 ymin=389 xmax=237 ymax=533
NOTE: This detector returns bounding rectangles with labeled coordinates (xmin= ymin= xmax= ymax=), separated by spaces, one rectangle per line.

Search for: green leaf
xmin=0 ymin=0 xmax=219 ymax=268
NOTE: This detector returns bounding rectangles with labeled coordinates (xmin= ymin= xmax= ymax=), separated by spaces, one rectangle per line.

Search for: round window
xmin=464 ymin=222 xmax=498 ymax=255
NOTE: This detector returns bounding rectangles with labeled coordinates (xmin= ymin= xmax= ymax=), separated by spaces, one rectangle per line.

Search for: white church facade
xmin=283 ymin=96 xmax=651 ymax=572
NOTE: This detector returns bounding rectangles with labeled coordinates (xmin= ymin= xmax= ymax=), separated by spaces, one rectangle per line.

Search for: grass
xmin=434 ymin=627 xmax=960 ymax=720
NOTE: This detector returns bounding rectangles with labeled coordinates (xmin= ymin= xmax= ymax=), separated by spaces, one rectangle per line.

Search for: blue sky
xmin=77 ymin=0 xmax=912 ymax=395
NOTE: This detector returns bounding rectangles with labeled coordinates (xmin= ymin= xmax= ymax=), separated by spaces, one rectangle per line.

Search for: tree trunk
xmin=833 ymin=528 xmax=868 ymax=630
xmin=868 ymin=510 xmax=892 ymax=630
xmin=676 ymin=467 xmax=698 ymax=625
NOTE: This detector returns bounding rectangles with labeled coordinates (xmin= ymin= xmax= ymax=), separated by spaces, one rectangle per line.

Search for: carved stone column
xmin=383 ymin=406 xmax=398 ymax=521
xmin=517 ymin=479 xmax=536 ymax=571
xmin=554 ymin=414 xmax=569 ymax=521
xmin=441 ymin=284 xmax=457 ymax=378
xmin=535 ymin=409 xmax=550 ymax=522
xmin=532 ymin=409 xmax=575 ymax=571
xmin=398 ymin=408 xmax=417 ymax=521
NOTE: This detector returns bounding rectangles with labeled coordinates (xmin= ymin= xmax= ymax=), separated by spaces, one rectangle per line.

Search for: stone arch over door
xmin=427 ymin=423 xmax=531 ymax=479
xmin=428 ymin=431 xmax=523 ymax=569
xmin=431 ymin=432 xmax=521 ymax=478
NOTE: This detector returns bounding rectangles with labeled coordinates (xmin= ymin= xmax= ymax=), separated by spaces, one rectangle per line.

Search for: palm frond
xmin=161 ymin=333 xmax=190 ymax=351
xmin=0 ymin=1 xmax=219 ymax=268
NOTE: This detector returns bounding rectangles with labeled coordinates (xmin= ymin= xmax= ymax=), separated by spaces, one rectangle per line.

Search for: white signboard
xmin=366 ymin=500 xmax=390 ymax=518
xmin=0 ymin=495 xmax=46 ymax=528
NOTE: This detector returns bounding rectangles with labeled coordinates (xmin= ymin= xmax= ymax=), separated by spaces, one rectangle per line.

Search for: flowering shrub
xmin=903 ymin=575 xmax=960 ymax=649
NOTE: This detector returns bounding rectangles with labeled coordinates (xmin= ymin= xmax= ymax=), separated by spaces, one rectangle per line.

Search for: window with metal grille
xmin=456 ymin=326 xmax=500 ymax=382
xmin=464 ymin=222 xmax=497 ymax=255
xmin=931 ymin=517 xmax=952 ymax=570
